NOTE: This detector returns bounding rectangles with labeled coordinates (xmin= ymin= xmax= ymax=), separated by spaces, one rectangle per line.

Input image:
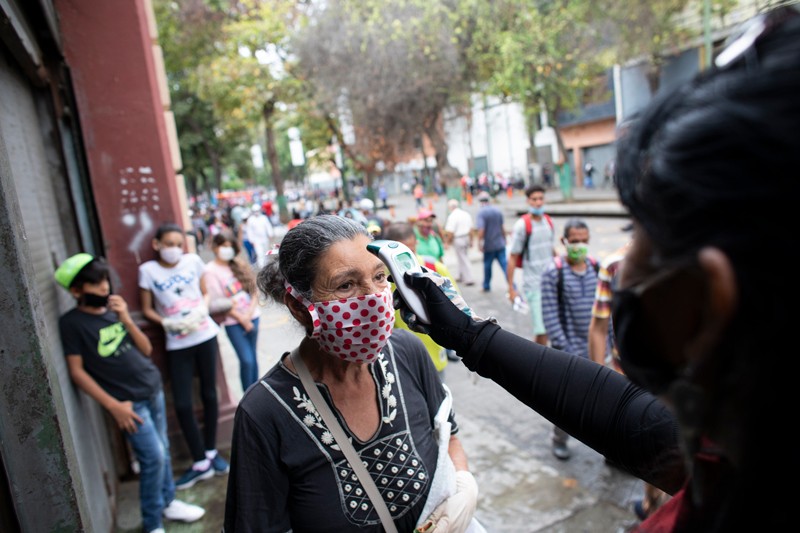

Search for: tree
xmin=600 ymin=0 xmax=693 ymax=93
xmin=192 ymin=0 xmax=306 ymax=222
xmin=471 ymin=0 xmax=611 ymax=198
xmin=154 ymin=0 xmax=249 ymax=197
xmin=293 ymin=0 xmax=478 ymax=196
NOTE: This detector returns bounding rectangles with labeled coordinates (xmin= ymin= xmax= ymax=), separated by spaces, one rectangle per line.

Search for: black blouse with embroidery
xmin=224 ymin=329 xmax=457 ymax=533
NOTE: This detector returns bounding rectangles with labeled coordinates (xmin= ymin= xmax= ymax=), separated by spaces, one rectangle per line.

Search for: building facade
xmin=0 ymin=1 xmax=236 ymax=530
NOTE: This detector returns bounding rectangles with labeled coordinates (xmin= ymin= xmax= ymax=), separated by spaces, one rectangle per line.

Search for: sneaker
xmin=163 ymin=499 xmax=205 ymax=522
xmin=445 ymin=349 xmax=460 ymax=362
xmin=175 ymin=464 xmax=214 ymax=489
xmin=211 ymin=453 xmax=230 ymax=475
xmin=552 ymin=442 xmax=571 ymax=460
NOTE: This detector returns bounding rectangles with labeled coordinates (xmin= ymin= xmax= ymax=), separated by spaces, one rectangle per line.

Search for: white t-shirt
xmin=508 ymin=216 xmax=554 ymax=292
xmin=138 ymin=253 xmax=219 ymax=350
xmin=246 ymin=213 xmax=274 ymax=243
xmin=444 ymin=208 xmax=473 ymax=238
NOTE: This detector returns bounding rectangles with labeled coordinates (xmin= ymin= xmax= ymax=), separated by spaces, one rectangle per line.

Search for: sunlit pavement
xmin=116 ymin=187 xmax=645 ymax=532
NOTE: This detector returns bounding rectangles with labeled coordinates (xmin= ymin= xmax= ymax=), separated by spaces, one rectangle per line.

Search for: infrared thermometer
xmin=367 ymin=239 xmax=431 ymax=324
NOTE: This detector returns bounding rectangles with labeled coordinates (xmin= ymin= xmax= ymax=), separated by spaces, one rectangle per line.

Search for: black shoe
xmin=552 ymin=442 xmax=571 ymax=460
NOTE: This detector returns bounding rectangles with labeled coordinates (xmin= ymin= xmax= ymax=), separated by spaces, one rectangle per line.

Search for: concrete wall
xmin=445 ymin=96 xmax=531 ymax=179
xmin=560 ymin=117 xmax=617 ymax=182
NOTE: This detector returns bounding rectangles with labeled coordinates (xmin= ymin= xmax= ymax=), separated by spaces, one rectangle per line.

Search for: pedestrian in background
xmin=414 ymin=208 xmax=445 ymax=264
xmin=540 ymin=218 xmax=598 ymax=460
xmin=506 ymin=185 xmax=556 ymax=345
xmin=138 ymin=223 xmax=229 ymax=490
xmin=475 ymin=191 xmax=507 ymax=293
xmin=204 ymin=232 xmax=261 ymax=392
xmin=246 ymin=204 xmax=274 ymax=269
xmin=444 ymin=198 xmax=476 ymax=286
xmin=56 ymin=253 xmax=205 ymax=533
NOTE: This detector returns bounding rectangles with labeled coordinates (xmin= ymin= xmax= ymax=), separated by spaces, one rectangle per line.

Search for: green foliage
xmin=154 ymin=0 xmax=720 ymax=197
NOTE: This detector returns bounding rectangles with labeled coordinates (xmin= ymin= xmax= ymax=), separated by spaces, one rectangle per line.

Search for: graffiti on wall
xmin=119 ymin=166 xmax=158 ymax=264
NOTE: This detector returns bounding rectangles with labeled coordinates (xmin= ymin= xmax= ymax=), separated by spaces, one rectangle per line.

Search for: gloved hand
xmin=393 ymin=269 xmax=478 ymax=333
xmin=426 ymin=470 xmax=479 ymax=533
xmin=396 ymin=272 xmax=496 ymax=358
xmin=180 ymin=306 xmax=208 ymax=333
xmin=161 ymin=316 xmax=187 ymax=335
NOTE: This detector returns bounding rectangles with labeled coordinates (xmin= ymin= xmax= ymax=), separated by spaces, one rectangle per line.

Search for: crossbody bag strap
xmin=290 ymin=349 xmax=399 ymax=533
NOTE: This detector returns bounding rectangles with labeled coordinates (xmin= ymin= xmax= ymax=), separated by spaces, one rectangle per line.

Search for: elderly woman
xmin=223 ymin=215 xmax=480 ymax=533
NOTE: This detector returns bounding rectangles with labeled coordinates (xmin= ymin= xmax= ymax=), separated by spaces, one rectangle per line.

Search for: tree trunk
xmin=209 ymin=151 xmax=222 ymax=193
xmin=263 ymin=101 xmax=289 ymax=223
xmin=422 ymin=112 xmax=461 ymax=195
xmin=645 ymin=59 xmax=661 ymax=95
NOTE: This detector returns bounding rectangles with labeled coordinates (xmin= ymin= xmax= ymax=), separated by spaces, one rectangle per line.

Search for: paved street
xmin=117 ymin=186 xmax=645 ymax=532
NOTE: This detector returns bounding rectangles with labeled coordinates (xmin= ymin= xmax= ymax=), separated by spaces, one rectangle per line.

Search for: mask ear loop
xmin=284 ymin=280 xmax=322 ymax=339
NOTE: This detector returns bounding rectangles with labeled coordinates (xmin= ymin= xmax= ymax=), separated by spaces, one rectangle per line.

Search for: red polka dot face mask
xmin=285 ymin=282 xmax=396 ymax=363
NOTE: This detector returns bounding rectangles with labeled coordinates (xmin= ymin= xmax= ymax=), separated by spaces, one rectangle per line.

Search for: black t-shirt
xmin=59 ymin=308 xmax=162 ymax=402
xmin=224 ymin=329 xmax=456 ymax=533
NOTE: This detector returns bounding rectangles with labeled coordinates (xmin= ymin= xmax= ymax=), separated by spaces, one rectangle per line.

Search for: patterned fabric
xmin=224 ymin=329 xmax=454 ymax=533
xmin=591 ymin=251 xmax=625 ymax=320
xmin=203 ymin=260 xmax=261 ymax=327
xmin=541 ymin=257 xmax=598 ymax=357
xmin=284 ymin=283 xmax=395 ymax=363
xmin=138 ymin=253 xmax=219 ymax=350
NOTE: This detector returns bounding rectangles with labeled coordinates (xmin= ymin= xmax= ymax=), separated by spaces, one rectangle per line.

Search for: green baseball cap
xmin=54 ymin=253 xmax=95 ymax=289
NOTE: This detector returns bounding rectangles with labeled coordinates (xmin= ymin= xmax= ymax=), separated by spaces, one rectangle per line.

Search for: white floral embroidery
xmin=292 ymin=386 xmax=342 ymax=450
xmin=293 ymin=349 xmax=397 ymax=450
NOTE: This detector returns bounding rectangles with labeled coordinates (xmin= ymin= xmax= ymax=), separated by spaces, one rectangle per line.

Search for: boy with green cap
xmin=55 ymin=253 xmax=205 ymax=533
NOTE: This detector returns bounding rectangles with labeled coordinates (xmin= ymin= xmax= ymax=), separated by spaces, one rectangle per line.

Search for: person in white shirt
xmin=245 ymin=204 xmax=274 ymax=268
xmin=443 ymin=199 xmax=475 ymax=286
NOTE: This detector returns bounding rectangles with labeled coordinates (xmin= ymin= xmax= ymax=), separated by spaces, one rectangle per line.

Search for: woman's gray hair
xmin=257 ymin=214 xmax=370 ymax=304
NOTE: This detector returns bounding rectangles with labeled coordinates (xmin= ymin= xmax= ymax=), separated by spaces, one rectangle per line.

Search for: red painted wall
xmin=56 ymin=0 xmax=182 ymax=308
xmin=55 ymin=0 xmax=235 ymax=455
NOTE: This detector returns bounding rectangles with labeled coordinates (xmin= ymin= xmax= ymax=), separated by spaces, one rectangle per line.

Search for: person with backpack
xmin=540 ymin=218 xmax=598 ymax=460
xmin=507 ymin=184 xmax=556 ymax=345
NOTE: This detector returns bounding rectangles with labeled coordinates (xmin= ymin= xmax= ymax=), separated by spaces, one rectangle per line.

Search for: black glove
xmin=398 ymin=272 xmax=501 ymax=368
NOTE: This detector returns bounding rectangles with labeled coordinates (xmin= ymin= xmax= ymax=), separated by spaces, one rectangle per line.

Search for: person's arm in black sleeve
xmin=401 ymin=272 xmax=686 ymax=495
xmin=224 ymin=399 xmax=292 ymax=532
xmin=472 ymin=328 xmax=685 ymax=494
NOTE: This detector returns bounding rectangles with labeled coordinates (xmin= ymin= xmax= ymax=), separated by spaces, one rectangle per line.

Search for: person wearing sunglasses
xmin=394 ymin=6 xmax=800 ymax=531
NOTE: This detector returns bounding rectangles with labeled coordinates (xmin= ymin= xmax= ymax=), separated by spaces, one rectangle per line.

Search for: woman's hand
xmin=421 ymin=471 xmax=479 ymax=532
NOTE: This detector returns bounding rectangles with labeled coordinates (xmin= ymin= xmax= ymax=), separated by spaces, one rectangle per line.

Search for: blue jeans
xmin=226 ymin=317 xmax=260 ymax=390
xmin=127 ymin=389 xmax=175 ymax=532
xmin=482 ymin=248 xmax=508 ymax=291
